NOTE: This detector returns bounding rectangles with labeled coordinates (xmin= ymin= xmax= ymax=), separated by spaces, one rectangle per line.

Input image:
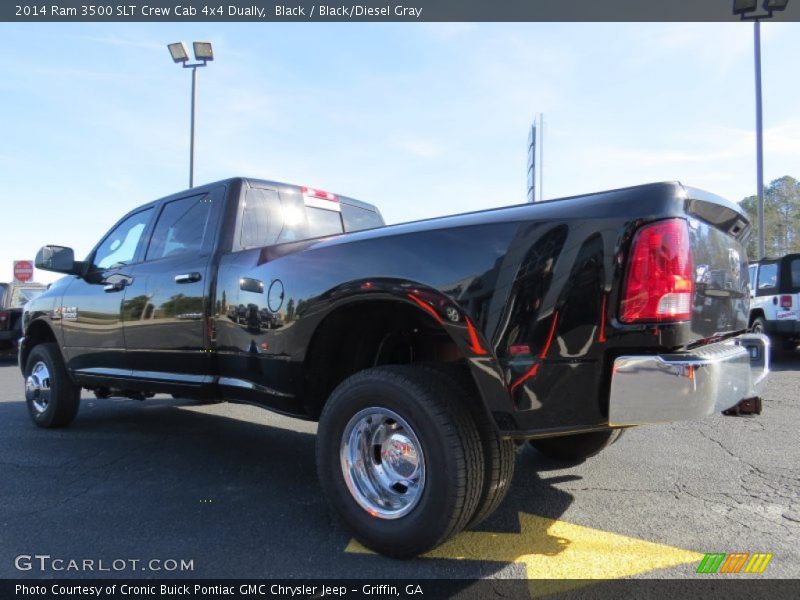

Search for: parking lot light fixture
xmin=733 ymin=0 xmax=758 ymax=13
xmin=732 ymin=0 xmax=789 ymax=260
xmin=193 ymin=42 xmax=214 ymax=62
xmin=167 ymin=41 xmax=214 ymax=189
xmin=734 ymin=0 xmax=788 ymax=16
xmin=764 ymin=0 xmax=789 ymax=11
xmin=167 ymin=42 xmax=189 ymax=63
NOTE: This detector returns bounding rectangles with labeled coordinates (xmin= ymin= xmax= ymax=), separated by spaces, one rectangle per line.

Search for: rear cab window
xmin=341 ymin=202 xmax=384 ymax=232
xmin=239 ymin=187 xmax=335 ymax=249
xmin=306 ymin=204 xmax=344 ymax=238
xmin=237 ymin=184 xmax=383 ymax=250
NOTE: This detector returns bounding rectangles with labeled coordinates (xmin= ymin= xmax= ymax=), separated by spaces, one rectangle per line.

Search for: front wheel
xmin=529 ymin=429 xmax=624 ymax=461
xmin=24 ymin=342 xmax=81 ymax=428
xmin=316 ymin=365 xmax=484 ymax=558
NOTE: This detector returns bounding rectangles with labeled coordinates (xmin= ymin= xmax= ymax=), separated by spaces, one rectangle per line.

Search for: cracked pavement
xmin=0 ymin=354 xmax=797 ymax=580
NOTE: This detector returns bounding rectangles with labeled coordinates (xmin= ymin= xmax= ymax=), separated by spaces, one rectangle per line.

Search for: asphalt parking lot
xmin=1 ymin=355 xmax=798 ymax=586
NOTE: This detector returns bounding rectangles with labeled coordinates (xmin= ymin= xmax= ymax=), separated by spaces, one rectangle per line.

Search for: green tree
xmin=285 ymin=298 xmax=295 ymax=321
xmin=740 ymin=176 xmax=800 ymax=259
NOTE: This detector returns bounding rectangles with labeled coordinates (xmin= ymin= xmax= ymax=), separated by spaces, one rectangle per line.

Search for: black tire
xmin=529 ymin=429 xmax=624 ymax=461
xmin=750 ymin=316 xmax=767 ymax=336
xmin=24 ymin=342 xmax=80 ymax=428
xmin=431 ymin=364 xmax=515 ymax=528
xmin=316 ymin=365 xmax=484 ymax=558
xmin=467 ymin=410 xmax=515 ymax=528
xmin=751 ymin=317 xmax=795 ymax=354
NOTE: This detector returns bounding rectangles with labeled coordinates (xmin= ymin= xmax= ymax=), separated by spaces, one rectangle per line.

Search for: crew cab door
xmin=122 ymin=187 xmax=224 ymax=383
xmin=61 ymin=206 xmax=155 ymax=373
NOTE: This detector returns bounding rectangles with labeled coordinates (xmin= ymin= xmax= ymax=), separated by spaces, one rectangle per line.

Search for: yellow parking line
xmin=347 ymin=512 xmax=704 ymax=595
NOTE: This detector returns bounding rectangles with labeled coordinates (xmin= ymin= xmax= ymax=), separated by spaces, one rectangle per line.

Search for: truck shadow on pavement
xmin=0 ymin=388 xmax=577 ymax=580
xmin=768 ymin=349 xmax=799 ymax=371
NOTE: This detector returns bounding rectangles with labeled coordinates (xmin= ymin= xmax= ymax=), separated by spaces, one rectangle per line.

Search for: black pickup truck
xmin=22 ymin=178 xmax=768 ymax=557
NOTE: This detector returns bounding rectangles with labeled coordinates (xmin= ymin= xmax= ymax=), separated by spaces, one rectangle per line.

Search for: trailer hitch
xmin=722 ymin=396 xmax=762 ymax=416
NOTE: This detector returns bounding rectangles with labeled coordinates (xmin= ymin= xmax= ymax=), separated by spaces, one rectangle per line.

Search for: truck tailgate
xmin=686 ymin=188 xmax=751 ymax=340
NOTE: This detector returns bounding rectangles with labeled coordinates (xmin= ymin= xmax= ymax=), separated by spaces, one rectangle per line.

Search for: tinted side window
xmin=341 ymin=203 xmax=383 ymax=232
xmin=94 ymin=208 xmax=153 ymax=269
xmin=147 ymin=195 xmax=213 ymax=261
xmin=756 ymin=262 xmax=778 ymax=294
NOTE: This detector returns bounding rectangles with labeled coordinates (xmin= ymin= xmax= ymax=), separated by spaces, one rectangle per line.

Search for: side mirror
xmin=35 ymin=245 xmax=83 ymax=276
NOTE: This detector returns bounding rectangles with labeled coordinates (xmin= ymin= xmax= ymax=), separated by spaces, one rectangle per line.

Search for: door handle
xmin=175 ymin=272 xmax=202 ymax=284
xmin=102 ymin=273 xmax=131 ymax=293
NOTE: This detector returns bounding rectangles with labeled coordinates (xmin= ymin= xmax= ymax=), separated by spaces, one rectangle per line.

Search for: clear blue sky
xmin=2 ymin=22 xmax=799 ymax=282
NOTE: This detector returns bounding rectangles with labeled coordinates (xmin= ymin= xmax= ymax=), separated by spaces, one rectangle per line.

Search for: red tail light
xmin=780 ymin=295 xmax=793 ymax=308
xmin=0 ymin=311 xmax=8 ymax=331
xmin=620 ymin=218 xmax=694 ymax=323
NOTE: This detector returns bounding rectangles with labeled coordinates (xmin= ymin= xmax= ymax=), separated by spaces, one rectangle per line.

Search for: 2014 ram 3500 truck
xmin=21 ymin=178 xmax=769 ymax=557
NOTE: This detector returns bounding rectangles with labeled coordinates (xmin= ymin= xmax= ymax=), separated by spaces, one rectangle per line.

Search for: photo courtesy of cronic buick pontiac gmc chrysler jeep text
xmin=21 ymin=178 xmax=769 ymax=557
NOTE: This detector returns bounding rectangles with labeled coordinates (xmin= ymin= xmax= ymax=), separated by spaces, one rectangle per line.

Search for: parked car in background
xmin=749 ymin=253 xmax=800 ymax=351
xmin=0 ymin=282 xmax=47 ymax=355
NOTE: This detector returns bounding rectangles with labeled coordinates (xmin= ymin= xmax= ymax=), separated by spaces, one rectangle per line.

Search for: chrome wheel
xmin=340 ymin=407 xmax=426 ymax=519
xmin=26 ymin=361 xmax=51 ymax=414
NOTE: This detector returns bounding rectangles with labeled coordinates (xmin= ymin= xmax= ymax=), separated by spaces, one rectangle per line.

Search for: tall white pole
xmin=538 ymin=113 xmax=544 ymax=202
xmin=189 ymin=66 xmax=197 ymax=189
xmin=754 ymin=19 xmax=765 ymax=259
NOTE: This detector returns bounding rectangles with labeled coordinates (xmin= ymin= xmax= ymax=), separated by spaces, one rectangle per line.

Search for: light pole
xmin=733 ymin=0 xmax=788 ymax=260
xmin=167 ymin=41 xmax=214 ymax=189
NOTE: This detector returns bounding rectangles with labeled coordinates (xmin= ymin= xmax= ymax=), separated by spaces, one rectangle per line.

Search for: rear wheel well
xmin=302 ymin=300 xmax=478 ymax=419
xmin=749 ymin=309 xmax=765 ymax=327
xmin=21 ymin=320 xmax=58 ymax=368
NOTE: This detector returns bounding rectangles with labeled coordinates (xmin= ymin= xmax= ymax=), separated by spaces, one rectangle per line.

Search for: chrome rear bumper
xmin=608 ymin=333 xmax=769 ymax=426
